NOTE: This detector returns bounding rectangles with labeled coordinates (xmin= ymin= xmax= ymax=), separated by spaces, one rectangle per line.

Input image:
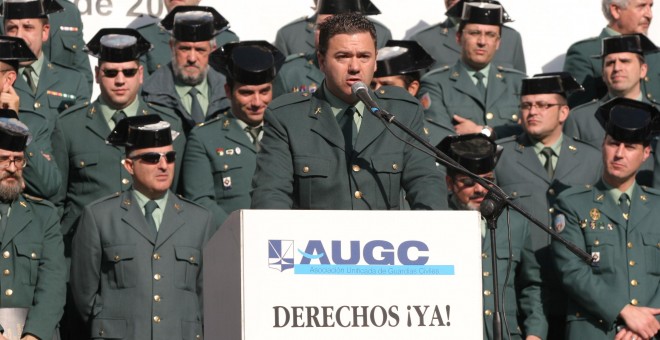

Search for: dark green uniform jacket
xmin=251 ymin=85 xmax=446 ymax=210
xmin=20 ymin=110 xmax=61 ymax=200
xmin=272 ymin=52 xmax=324 ymax=98
xmin=553 ymin=181 xmax=660 ymax=338
xmin=70 ymin=190 xmax=213 ymax=340
xmin=182 ymin=112 xmax=257 ymax=228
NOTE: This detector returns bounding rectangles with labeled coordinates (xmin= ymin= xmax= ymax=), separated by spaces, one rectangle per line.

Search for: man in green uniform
xmin=495 ymin=73 xmax=602 ymax=340
xmin=182 ymin=41 xmax=283 ymax=227
xmin=371 ymin=40 xmax=435 ymax=97
xmin=130 ymin=0 xmax=239 ymax=76
xmin=274 ymin=0 xmax=392 ymax=56
xmin=71 ymin=118 xmax=213 ymax=340
xmin=441 ymin=133 xmax=546 ymax=340
xmin=0 ymin=110 xmax=65 ymax=340
xmin=272 ymin=0 xmax=392 ymax=98
xmin=563 ymin=0 xmax=657 ymax=107
xmin=252 ymin=13 xmax=445 ymax=210
xmin=141 ymin=6 xmax=230 ymax=133
xmin=417 ymin=2 xmax=526 ymax=146
xmin=0 ymin=36 xmax=60 ymax=200
xmin=2 ymin=0 xmax=91 ymax=138
xmin=52 ymin=29 xmax=185 ymax=256
xmin=553 ymin=98 xmax=660 ymax=339
xmin=411 ymin=0 xmax=526 ymax=72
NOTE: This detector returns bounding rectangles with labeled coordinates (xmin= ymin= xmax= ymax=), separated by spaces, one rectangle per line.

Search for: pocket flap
xmin=642 ymin=233 xmax=660 ymax=247
xmin=90 ymin=318 xmax=127 ymax=339
xmin=175 ymin=246 xmax=200 ymax=264
xmin=370 ymin=154 xmax=403 ymax=174
xmin=72 ymin=153 xmax=99 ymax=169
xmin=102 ymin=245 xmax=136 ymax=263
xmin=15 ymin=243 xmax=42 ymax=259
xmin=293 ymin=157 xmax=330 ymax=177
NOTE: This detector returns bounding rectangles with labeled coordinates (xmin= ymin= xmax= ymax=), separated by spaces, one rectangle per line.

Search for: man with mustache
xmin=442 ymin=133 xmax=545 ymax=340
xmin=141 ymin=6 xmax=230 ymax=134
xmin=563 ymin=0 xmax=657 ymax=107
xmin=553 ymin=98 xmax=660 ymax=339
xmin=251 ymin=12 xmax=444 ymax=210
xmin=495 ymin=73 xmax=602 ymax=339
xmin=0 ymin=109 xmax=65 ymax=340
xmin=417 ymin=2 xmax=525 ymax=146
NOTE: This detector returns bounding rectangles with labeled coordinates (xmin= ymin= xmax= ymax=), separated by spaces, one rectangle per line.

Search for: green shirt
xmin=19 ymin=52 xmax=44 ymax=86
xmin=464 ymin=62 xmax=491 ymax=88
xmin=175 ymin=77 xmax=210 ymax=117
xmin=99 ymin=96 xmax=141 ymax=130
xmin=323 ymin=85 xmax=365 ymax=131
xmin=132 ymin=189 xmax=169 ymax=231
xmin=603 ymin=180 xmax=635 ymax=208
xmin=532 ymin=133 xmax=563 ymax=169
xmin=235 ymin=118 xmax=264 ymax=144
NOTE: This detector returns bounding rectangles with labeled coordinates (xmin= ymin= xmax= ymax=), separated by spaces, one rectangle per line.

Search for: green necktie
xmin=188 ymin=87 xmax=205 ymax=124
xmin=144 ymin=200 xmax=159 ymax=233
xmin=23 ymin=66 xmax=36 ymax=94
xmin=0 ymin=203 xmax=9 ymax=238
xmin=619 ymin=193 xmax=630 ymax=220
xmin=541 ymin=147 xmax=555 ymax=179
xmin=111 ymin=110 xmax=127 ymax=128
xmin=474 ymin=71 xmax=486 ymax=101
xmin=338 ymin=106 xmax=357 ymax=151
xmin=245 ymin=126 xmax=262 ymax=152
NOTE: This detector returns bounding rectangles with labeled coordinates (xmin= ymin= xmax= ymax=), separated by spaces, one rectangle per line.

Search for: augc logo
xmin=268 ymin=240 xmax=295 ymax=272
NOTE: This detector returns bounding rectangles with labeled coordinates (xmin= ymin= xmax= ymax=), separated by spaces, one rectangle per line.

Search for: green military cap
xmin=211 ymin=41 xmax=285 ymax=85
xmin=107 ymin=115 xmax=179 ymax=150
xmin=594 ymin=33 xmax=660 ymax=58
xmin=374 ymin=40 xmax=435 ymax=78
xmin=0 ymin=109 xmax=31 ymax=151
xmin=160 ymin=6 xmax=229 ymax=42
xmin=85 ymin=28 xmax=152 ymax=62
xmin=521 ymin=72 xmax=584 ymax=97
xmin=446 ymin=0 xmax=512 ymax=22
xmin=460 ymin=2 xmax=504 ymax=26
xmin=438 ymin=133 xmax=501 ymax=175
xmin=1 ymin=0 xmax=62 ymax=19
xmin=596 ymin=97 xmax=660 ymax=143
xmin=317 ymin=0 xmax=381 ymax=15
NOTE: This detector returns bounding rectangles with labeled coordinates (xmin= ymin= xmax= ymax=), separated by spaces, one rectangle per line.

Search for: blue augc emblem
xmin=269 ymin=240 xmax=295 ymax=272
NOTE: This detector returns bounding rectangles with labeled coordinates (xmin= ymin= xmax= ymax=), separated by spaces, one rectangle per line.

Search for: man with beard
xmin=553 ymin=98 xmax=660 ymax=339
xmin=441 ymin=133 xmax=545 ymax=340
xmin=71 ymin=117 xmax=213 ymax=340
xmin=182 ymin=41 xmax=283 ymax=227
xmin=251 ymin=13 xmax=444 ymax=210
xmin=495 ymin=73 xmax=602 ymax=339
xmin=0 ymin=109 xmax=65 ymax=340
xmin=142 ymin=6 xmax=230 ymax=134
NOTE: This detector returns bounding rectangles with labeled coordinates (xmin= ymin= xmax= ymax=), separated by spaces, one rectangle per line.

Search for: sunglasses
xmin=129 ymin=151 xmax=176 ymax=164
xmin=456 ymin=176 xmax=495 ymax=188
xmin=101 ymin=68 xmax=139 ymax=78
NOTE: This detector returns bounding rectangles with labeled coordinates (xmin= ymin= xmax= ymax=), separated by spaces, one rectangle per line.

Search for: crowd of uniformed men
xmin=0 ymin=0 xmax=658 ymax=339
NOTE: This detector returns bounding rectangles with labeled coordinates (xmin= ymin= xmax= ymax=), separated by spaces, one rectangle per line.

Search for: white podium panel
xmin=204 ymin=210 xmax=483 ymax=340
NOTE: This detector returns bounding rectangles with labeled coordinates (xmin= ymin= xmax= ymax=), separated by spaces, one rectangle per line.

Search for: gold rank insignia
xmin=590 ymin=208 xmax=601 ymax=221
xmin=495 ymin=73 xmax=503 ymax=79
xmin=442 ymin=28 xmax=448 ymax=34
xmin=174 ymin=203 xmax=181 ymax=211
xmin=223 ymin=120 xmax=230 ymax=128
xmin=579 ymin=219 xmax=588 ymax=228
xmin=314 ymin=107 xmax=321 ymax=115
xmin=623 ymin=213 xmax=629 ymax=220
xmin=568 ymin=145 xmax=577 ymax=151
xmin=19 ymin=201 xmax=26 ymax=208
xmin=641 ymin=195 xmax=647 ymax=201
xmin=451 ymin=72 xmax=459 ymax=77
xmin=123 ymin=199 xmax=131 ymax=206
xmin=596 ymin=194 xmax=604 ymax=201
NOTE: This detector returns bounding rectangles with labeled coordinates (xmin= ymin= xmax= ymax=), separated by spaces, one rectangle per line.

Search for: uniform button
xmin=629 ymin=260 xmax=636 ymax=267
xmin=484 ymin=290 xmax=491 ymax=296
xmin=302 ymin=166 xmax=310 ymax=173
xmin=196 ymin=335 xmax=201 ymax=339
xmin=354 ymin=191 xmax=363 ymax=199
xmin=548 ymin=207 xmax=555 ymax=213
xmin=79 ymin=161 xmax=85 ymax=167
xmin=114 ymin=255 xmax=120 ymax=261
xmin=631 ymin=299 xmax=639 ymax=306
xmin=599 ymin=319 xmax=604 ymax=323
xmin=594 ymin=240 xmax=600 ymax=246
xmin=99 ymin=329 xmax=104 ymax=336
xmin=31 ymin=252 xmax=36 ymax=259
xmin=631 ymin=280 xmax=638 ymax=287
xmin=5 ymin=289 xmax=12 ymax=296
xmin=34 ymin=102 xmax=41 ymax=109
xmin=154 ymin=274 xmax=161 ymax=280
xmin=575 ymin=312 xmax=581 ymax=317
xmin=484 ymin=310 xmax=492 ymax=316
xmin=628 ymin=242 xmax=633 ymax=249
xmin=28 ymin=152 xmax=34 ymax=157
xmin=189 ymin=256 xmax=196 ymax=263
xmin=352 ymin=165 xmax=360 ymax=172
xmin=647 ymin=93 xmax=653 ymax=99
xmin=511 ymin=114 xmax=518 ymax=121
xmin=122 ymin=178 xmax=129 ymax=185
xmin=153 ymin=316 xmax=161 ymax=323
xmin=3 ymin=269 xmax=9 ymax=276
xmin=72 ymin=44 xmax=77 ymax=49
xmin=154 ymin=295 xmax=161 ymax=302
xmin=548 ymin=188 xmax=555 ymax=195
xmin=486 ymin=112 xmax=494 ymax=120
xmin=392 ymin=163 xmax=398 ymax=170
xmin=153 ymin=253 xmax=161 ymax=260
xmin=481 ymin=252 xmax=488 ymax=259
xmin=483 ymin=271 xmax=490 ymax=277
xmin=511 ymin=191 xmax=518 ymax=197
xmin=2 ymin=251 xmax=9 ymax=259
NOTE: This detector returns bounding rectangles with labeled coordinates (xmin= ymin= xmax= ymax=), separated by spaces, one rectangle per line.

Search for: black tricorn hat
xmin=595 ymin=97 xmax=660 ymax=143
xmin=106 ymin=115 xmax=177 ymax=149
xmin=317 ymin=0 xmax=381 ymax=15
xmin=374 ymin=40 xmax=435 ymax=78
xmin=460 ymin=2 xmax=504 ymax=26
xmin=210 ymin=41 xmax=285 ymax=85
xmin=593 ymin=34 xmax=660 ymax=58
xmin=1 ymin=0 xmax=63 ymax=19
xmin=85 ymin=28 xmax=153 ymax=62
xmin=438 ymin=133 xmax=501 ymax=175
xmin=0 ymin=109 xmax=31 ymax=152
xmin=446 ymin=0 xmax=512 ymax=23
xmin=0 ymin=36 xmax=37 ymax=64
xmin=521 ymin=72 xmax=584 ymax=97
xmin=160 ymin=6 xmax=229 ymax=42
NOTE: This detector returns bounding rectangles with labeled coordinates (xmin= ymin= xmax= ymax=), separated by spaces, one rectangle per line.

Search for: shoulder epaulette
xmin=22 ymin=193 xmax=43 ymax=202
xmin=284 ymin=53 xmax=306 ymax=63
xmin=496 ymin=65 xmax=526 ymax=76
xmin=268 ymin=92 xmax=312 ymax=110
xmin=572 ymin=36 xmax=601 ymax=46
xmin=641 ymin=185 xmax=660 ymax=195
xmin=196 ymin=115 xmax=223 ymax=128
xmin=373 ymin=86 xmax=418 ymax=104
xmin=494 ymin=135 xmax=517 ymax=144
xmin=59 ymin=100 xmax=90 ymax=118
xmin=127 ymin=14 xmax=160 ymax=30
xmin=421 ymin=65 xmax=451 ymax=78
xmin=559 ymin=184 xmax=593 ymax=197
xmin=279 ymin=15 xmax=311 ymax=28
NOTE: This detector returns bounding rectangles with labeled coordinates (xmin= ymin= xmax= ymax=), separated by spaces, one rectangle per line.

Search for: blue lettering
xmin=331 ymin=240 xmax=360 ymax=264
xmin=398 ymin=241 xmax=429 ymax=265
xmin=363 ymin=240 xmax=395 ymax=265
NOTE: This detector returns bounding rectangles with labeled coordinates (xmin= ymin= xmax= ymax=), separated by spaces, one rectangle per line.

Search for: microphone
xmin=351 ymin=82 xmax=381 ymax=114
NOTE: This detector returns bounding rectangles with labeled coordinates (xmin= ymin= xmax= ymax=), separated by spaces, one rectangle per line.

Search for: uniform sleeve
xmin=197 ymin=209 xmax=214 ymax=324
xmin=272 ymin=70 xmax=290 ymax=99
xmin=51 ymin=120 xmax=69 ymax=220
xmin=510 ymin=30 xmax=527 ymax=74
xmin=516 ymin=222 xmax=547 ymax=338
xmin=23 ymin=205 xmax=66 ymax=339
xmin=68 ymin=13 xmax=93 ymax=92
xmin=563 ymin=110 xmax=581 ymax=140
xmin=418 ymin=77 xmax=454 ymax=134
xmin=22 ymin=121 xmax=61 ymax=200
xmin=563 ymin=44 xmax=600 ymax=107
xmin=274 ymin=28 xmax=291 ymax=56
xmin=551 ymin=197 xmax=629 ymax=324
xmin=251 ymin=108 xmax=295 ymax=209
xmin=70 ymin=204 xmax=103 ymax=323
xmin=182 ymin=131 xmax=229 ymax=228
